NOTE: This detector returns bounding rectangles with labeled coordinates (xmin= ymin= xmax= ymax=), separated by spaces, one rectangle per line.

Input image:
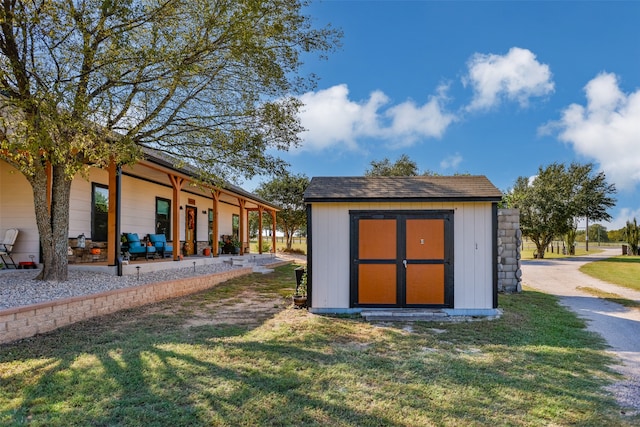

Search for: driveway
xmin=521 ymin=248 xmax=640 ymax=411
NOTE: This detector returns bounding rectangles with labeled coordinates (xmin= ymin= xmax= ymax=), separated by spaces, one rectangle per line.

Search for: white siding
xmin=310 ymin=203 xmax=351 ymax=309
xmin=1 ymin=158 xmax=261 ymax=266
xmin=0 ymin=161 xmax=39 ymax=263
xmin=310 ymin=201 xmax=495 ymax=310
xmin=69 ymin=168 xmax=106 ymax=238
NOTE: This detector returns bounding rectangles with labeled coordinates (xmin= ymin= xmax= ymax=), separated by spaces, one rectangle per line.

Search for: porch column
xmin=270 ymin=210 xmax=277 ymax=254
xmin=212 ymin=190 xmax=220 ymax=256
xmin=169 ymin=174 xmax=184 ymax=260
xmin=258 ymin=207 xmax=264 ymax=254
xmin=107 ymin=160 xmax=120 ymax=266
xmin=238 ymin=198 xmax=246 ymax=255
xmin=246 ymin=208 xmax=251 ymax=253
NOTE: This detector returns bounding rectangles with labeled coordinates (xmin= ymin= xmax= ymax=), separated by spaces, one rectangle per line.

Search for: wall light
xmin=179 ymin=206 xmax=183 ymax=210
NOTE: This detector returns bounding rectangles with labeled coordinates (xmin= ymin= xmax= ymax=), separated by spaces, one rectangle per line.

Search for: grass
xmin=579 ymin=255 xmax=640 ymax=292
xmin=0 ymin=266 xmax=637 ymax=426
xmin=521 ymin=242 xmax=603 ymax=260
xmin=249 ymin=238 xmax=307 ymax=255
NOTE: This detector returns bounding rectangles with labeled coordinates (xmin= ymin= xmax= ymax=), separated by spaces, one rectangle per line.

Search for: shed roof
xmin=304 ymin=176 xmax=503 ymax=203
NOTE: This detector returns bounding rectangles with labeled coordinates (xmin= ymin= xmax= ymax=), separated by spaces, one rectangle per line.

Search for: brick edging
xmin=0 ymin=267 xmax=253 ymax=345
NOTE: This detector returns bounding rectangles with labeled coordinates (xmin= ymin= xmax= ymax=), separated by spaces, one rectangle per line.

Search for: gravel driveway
xmin=521 ymin=248 xmax=640 ymax=413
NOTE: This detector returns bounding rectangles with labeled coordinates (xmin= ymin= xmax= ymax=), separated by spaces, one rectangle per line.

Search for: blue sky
xmin=260 ymin=1 xmax=640 ymax=230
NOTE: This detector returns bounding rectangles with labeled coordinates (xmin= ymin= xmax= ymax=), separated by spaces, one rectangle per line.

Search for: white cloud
xmin=605 ymin=207 xmax=640 ymax=230
xmin=384 ymin=87 xmax=457 ymax=147
xmin=297 ymin=84 xmax=456 ymax=151
xmin=297 ymin=84 xmax=375 ymax=151
xmin=440 ymin=153 xmax=463 ymax=170
xmin=551 ymin=72 xmax=640 ymax=191
xmin=464 ymin=47 xmax=554 ymax=111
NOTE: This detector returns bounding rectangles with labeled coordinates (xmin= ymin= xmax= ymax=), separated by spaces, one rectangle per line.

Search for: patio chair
xmin=0 ymin=228 xmax=19 ymax=269
xmin=148 ymin=234 xmax=173 ymax=258
xmin=122 ymin=233 xmax=156 ymax=260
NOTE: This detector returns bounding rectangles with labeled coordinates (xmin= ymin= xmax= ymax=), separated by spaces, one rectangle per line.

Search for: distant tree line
xmin=503 ymin=162 xmax=616 ymax=259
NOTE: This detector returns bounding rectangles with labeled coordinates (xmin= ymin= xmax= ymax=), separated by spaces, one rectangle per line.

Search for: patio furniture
xmin=122 ymin=233 xmax=156 ymax=260
xmin=148 ymin=234 xmax=173 ymax=258
xmin=0 ymin=228 xmax=19 ymax=269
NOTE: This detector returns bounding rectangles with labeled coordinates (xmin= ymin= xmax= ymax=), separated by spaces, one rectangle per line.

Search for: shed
xmin=303 ymin=175 xmax=504 ymax=316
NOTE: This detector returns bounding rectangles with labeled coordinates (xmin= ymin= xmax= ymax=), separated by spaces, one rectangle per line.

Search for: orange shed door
xmin=351 ymin=212 xmax=453 ymax=308
xmin=357 ymin=219 xmax=398 ymax=304
xmin=405 ymin=219 xmax=445 ymax=305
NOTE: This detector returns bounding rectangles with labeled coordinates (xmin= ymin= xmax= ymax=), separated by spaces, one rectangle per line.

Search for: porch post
xmin=238 ymin=198 xmax=246 ymax=255
xmin=169 ymin=174 xmax=184 ymax=260
xmin=270 ymin=210 xmax=277 ymax=254
xmin=212 ymin=190 xmax=220 ymax=257
xmin=258 ymin=207 xmax=264 ymax=254
xmin=107 ymin=160 xmax=119 ymax=266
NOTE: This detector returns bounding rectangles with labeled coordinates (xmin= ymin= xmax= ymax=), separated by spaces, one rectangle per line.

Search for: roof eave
xmin=141 ymin=150 xmax=281 ymax=211
xmin=304 ymin=196 xmax=503 ymax=204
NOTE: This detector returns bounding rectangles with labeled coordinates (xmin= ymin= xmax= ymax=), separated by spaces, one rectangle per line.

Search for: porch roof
xmin=139 ymin=146 xmax=280 ymax=211
xmin=304 ymin=176 xmax=503 ymax=203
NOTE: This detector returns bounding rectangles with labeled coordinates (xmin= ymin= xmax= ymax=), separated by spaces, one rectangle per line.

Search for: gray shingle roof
xmin=304 ymin=176 xmax=503 ymax=202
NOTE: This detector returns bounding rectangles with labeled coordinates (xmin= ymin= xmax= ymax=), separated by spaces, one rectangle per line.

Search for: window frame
xmin=91 ymin=183 xmax=109 ymax=242
xmin=155 ymin=197 xmax=171 ymax=239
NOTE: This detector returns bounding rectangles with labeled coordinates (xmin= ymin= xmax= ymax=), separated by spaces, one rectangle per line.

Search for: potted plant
xmin=293 ymin=267 xmax=307 ymax=308
xmin=231 ymin=236 xmax=241 ymax=254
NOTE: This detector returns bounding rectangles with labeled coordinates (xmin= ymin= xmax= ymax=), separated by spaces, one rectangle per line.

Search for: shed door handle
xmin=403 ymin=260 xmax=407 ymax=269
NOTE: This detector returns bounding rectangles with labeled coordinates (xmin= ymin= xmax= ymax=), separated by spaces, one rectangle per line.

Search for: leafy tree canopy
xmin=365 ymin=154 xmax=434 ymax=176
xmin=504 ymin=162 xmax=616 ymax=258
xmin=255 ymin=172 xmax=309 ymax=251
xmin=625 ymin=218 xmax=639 ymax=255
xmin=0 ymin=0 xmax=340 ymax=280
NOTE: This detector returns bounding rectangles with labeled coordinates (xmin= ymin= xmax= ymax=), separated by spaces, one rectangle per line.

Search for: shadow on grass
xmin=0 ymin=269 xmax=635 ymax=426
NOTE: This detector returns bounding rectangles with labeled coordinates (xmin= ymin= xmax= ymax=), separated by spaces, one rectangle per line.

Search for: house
xmin=303 ymin=175 xmax=504 ymax=316
xmin=0 ymin=147 xmax=279 ymax=270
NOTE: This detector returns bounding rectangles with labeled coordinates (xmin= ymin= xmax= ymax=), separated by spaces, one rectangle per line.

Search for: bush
xmin=279 ymin=247 xmax=305 ymax=255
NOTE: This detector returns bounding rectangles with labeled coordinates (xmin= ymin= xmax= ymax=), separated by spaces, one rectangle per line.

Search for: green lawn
xmin=579 ymin=255 xmax=640 ymax=291
xmin=0 ymin=265 xmax=636 ymax=426
xmin=521 ymin=242 xmax=603 ymax=260
xmin=249 ymin=237 xmax=306 ymax=254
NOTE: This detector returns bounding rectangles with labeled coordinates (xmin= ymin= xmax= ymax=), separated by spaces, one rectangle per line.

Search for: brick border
xmin=1 ymin=267 xmax=257 ymax=345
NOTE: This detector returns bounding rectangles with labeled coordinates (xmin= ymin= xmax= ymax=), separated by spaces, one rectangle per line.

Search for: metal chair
xmin=0 ymin=228 xmax=19 ymax=269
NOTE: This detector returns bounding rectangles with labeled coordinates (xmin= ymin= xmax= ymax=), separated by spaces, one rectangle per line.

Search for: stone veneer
xmin=497 ymin=208 xmax=522 ymax=293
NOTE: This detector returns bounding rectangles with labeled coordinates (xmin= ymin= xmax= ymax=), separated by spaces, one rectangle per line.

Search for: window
xmin=208 ymin=209 xmax=215 ymax=245
xmin=156 ymin=198 xmax=171 ymax=238
xmin=232 ymin=213 xmax=239 ymax=240
xmin=92 ymin=184 xmax=108 ymax=241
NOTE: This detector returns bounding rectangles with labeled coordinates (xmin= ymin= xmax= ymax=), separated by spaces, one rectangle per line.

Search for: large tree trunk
xmin=534 ymin=241 xmax=546 ymax=259
xmin=30 ymin=164 xmax=72 ymax=281
xmin=285 ymin=228 xmax=293 ymax=250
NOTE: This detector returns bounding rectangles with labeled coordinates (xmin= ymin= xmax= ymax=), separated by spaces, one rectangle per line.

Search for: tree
xmin=505 ymin=162 xmax=616 ymax=259
xmin=255 ymin=173 xmax=309 ymax=251
xmin=568 ymin=163 xmax=616 ymax=250
xmin=608 ymin=227 xmax=626 ymax=242
xmin=0 ymin=0 xmax=340 ymax=280
xmin=587 ymin=224 xmax=609 ymax=244
xmin=625 ymin=218 xmax=639 ymax=255
xmin=365 ymin=154 xmax=420 ymax=176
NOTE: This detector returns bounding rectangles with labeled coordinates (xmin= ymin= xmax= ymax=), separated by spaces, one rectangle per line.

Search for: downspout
xmin=115 ymin=165 xmax=122 ymax=276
